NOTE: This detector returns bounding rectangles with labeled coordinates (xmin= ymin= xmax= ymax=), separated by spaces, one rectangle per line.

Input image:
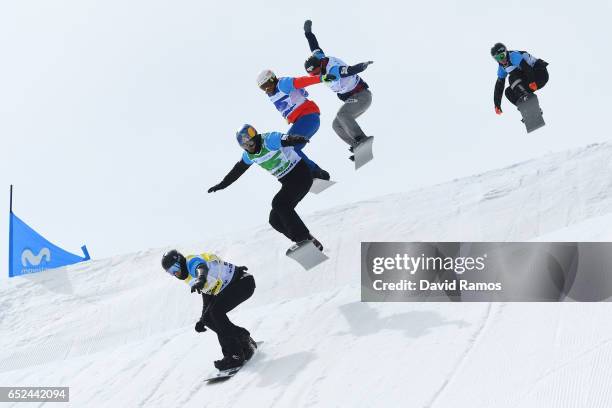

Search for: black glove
xmin=304 ymin=20 xmax=312 ymax=33
xmin=191 ymin=279 xmax=205 ymax=294
xmin=235 ymin=265 xmax=248 ymax=274
xmin=358 ymin=61 xmax=374 ymax=70
xmin=194 ymin=320 xmax=207 ymax=333
xmin=207 ymin=184 xmax=223 ymax=193
xmin=282 ymin=135 xmax=309 ymax=147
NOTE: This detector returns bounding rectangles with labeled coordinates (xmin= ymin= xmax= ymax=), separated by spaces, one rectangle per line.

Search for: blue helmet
xmin=236 ymin=124 xmax=258 ymax=147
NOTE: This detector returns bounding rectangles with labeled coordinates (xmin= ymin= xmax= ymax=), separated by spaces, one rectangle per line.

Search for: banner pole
xmin=8 ymin=185 xmax=13 ymax=277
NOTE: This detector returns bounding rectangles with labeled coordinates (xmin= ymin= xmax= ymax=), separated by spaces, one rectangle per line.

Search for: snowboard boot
xmin=513 ymin=82 xmax=531 ymax=103
xmin=353 ymin=135 xmax=367 ymax=146
xmin=311 ymin=167 xmax=331 ymax=181
xmin=349 ymin=136 xmax=368 ymax=160
xmin=308 ymin=234 xmax=324 ymax=251
xmin=214 ymin=352 xmax=245 ymax=370
xmin=240 ymin=335 xmax=257 ymax=361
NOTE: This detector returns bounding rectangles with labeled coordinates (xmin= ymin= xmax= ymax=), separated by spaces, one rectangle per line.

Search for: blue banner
xmin=9 ymin=212 xmax=90 ymax=277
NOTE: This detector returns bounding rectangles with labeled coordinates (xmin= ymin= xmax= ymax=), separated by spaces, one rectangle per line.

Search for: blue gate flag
xmin=9 ymin=212 xmax=90 ymax=277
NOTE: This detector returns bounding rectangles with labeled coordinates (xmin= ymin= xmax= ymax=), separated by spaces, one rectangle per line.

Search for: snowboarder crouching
xmin=208 ymin=124 xmax=324 ymax=251
xmin=491 ymin=42 xmax=549 ymax=115
xmin=161 ymin=249 xmax=257 ymax=370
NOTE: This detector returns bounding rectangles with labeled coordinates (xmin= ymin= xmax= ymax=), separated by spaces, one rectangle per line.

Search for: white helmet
xmin=257 ymin=69 xmax=276 ymax=87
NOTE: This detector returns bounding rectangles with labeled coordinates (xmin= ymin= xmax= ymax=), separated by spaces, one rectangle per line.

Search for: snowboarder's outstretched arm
xmin=303 ymin=20 xmax=324 ymax=55
xmin=326 ymin=61 xmax=374 ymax=80
xmin=344 ymin=61 xmax=374 ymax=76
xmin=277 ymin=76 xmax=322 ymax=94
xmin=208 ymin=160 xmax=250 ymax=193
xmin=494 ymin=77 xmax=505 ymax=113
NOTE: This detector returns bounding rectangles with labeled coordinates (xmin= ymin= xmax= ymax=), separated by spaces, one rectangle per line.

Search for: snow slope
xmin=1 ymin=143 xmax=612 ymax=407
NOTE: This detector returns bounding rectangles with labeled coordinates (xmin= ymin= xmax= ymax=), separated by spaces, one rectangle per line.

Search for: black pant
xmin=505 ymin=62 xmax=549 ymax=105
xmin=269 ymin=160 xmax=313 ymax=243
xmin=202 ymin=274 xmax=255 ymax=357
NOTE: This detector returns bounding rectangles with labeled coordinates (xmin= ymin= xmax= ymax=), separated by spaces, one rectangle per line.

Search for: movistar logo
xmin=21 ymin=248 xmax=51 ymax=267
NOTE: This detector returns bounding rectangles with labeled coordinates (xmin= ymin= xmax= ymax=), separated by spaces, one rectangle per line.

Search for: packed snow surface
xmin=2 ymin=143 xmax=612 ymax=407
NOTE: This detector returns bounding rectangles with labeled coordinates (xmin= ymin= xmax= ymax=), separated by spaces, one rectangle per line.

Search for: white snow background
xmin=0 ymin=0 xmax=610 ymax=264
xmin=1 ymin=1 xmax=612 ymax=407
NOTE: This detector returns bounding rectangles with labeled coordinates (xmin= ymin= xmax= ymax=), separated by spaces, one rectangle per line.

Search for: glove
xmin=529 ymin=82 xmax=538 ymax=91
xmin=191 ymin=279 xmax=205 ymax=294
xmin=359 ymin=61 xmax=374 ymax=70
xmin=194 ymin=321 xmax=207 ymax=333
xmin=304 ymin=20 xmax=312 ymax=33
xmin=282 ymin=135 xmax=309 ymax=147
xmin=235 ymin=265 xmax=248 ymax=274
xmin=207 ymin=184 xmax=222 ymax=193
xmin=321 ymin=73 xmax=337 ymax=82
xmin=495 ymin=106 xmax=503 ymax=115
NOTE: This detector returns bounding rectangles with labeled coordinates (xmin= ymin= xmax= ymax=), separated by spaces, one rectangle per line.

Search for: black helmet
xmin=161 ymin=249 xmax=187 ymax=279
xmin=304 ymin=54 xmax=322 ymax=74
xmin=490 ymin=42 xmax=507 ymax=57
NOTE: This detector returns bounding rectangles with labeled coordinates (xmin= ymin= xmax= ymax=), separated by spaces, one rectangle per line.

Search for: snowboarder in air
xmin=208 ymin=124 xmax=324 ymax=251
xmin=161 ymin=249 xmax=257 ymax=371
xmin=257 ymin=69 xmax=330 ymax=180
xmin=302 ymin=19 xmax=374 ymax=162
xmin=491 ymin=42 xmax=549 ymax=115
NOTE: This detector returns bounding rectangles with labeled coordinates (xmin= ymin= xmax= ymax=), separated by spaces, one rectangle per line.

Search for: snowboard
xmin=353 ymin=136 xmax=374 ymax=170
xmin=205 ymin=341 xmax=263 ymax=384
xmin=286 ymin=240 xmax=329 ymax=270
xmin=310 ymin=178 xmax=336 ymax=194
xmin=517 ymin=94 xmax=545 ymax=133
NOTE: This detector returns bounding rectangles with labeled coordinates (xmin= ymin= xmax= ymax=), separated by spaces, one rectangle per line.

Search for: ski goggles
xmin=241 ymin=137 xmax=257 ymax=149
xmin=236 ymin=125 xmax=258 ymax=148
xmin=494 ymin=52 xmax=507 ymax=62
xmin=165 ymin=261 xmax=181 ymax=276
xmin=258 ymin=78 xmax=275 ymax=91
